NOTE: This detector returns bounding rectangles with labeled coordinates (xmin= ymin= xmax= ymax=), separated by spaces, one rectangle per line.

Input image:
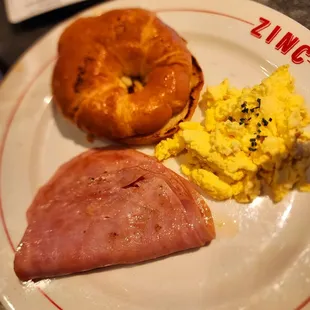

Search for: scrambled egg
xmin=155 ymin=65 xmax=310 ymax=203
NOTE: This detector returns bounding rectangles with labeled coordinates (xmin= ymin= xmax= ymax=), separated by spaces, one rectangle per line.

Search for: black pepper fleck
xmin=249 ymin=147 xmax=257 ymax=152
xmin=262 ymin=118 xmax=269 ymax=126
xmin=257 ymin=98 xmax=261 ymax=107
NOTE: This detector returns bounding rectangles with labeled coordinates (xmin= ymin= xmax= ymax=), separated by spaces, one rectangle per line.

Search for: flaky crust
xmin=52 ymin=8 xmax=204 ymax=145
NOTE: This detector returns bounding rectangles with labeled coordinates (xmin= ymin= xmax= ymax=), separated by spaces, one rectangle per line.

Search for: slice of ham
xmin=14 ymin=148 xmax=215 ymax=281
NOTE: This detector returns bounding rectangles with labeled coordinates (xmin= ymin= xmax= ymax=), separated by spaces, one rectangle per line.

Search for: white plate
xmin=0 ymin=0 xmax=310 ymax=309
xmin=4 ymin=0 xmax=87 ymax=24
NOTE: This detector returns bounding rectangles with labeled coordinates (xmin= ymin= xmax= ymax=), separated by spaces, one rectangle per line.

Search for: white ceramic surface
xmin=4 ymin=0 xmax=87 ymax=23
xmin=0 ymin=0 xmax=309 ymax=309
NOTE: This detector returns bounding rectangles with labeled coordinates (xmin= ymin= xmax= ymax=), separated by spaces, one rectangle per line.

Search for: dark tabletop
xmin=0 ymin=0 xmax=309 ymax=309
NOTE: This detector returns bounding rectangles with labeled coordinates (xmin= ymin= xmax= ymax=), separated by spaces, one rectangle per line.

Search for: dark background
xmin=0 ymin=0 xmax=309 ymax=77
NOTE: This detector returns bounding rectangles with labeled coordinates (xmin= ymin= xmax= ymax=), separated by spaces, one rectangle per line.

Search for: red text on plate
xmin=250 ymin=17 xmax=310 ymax=65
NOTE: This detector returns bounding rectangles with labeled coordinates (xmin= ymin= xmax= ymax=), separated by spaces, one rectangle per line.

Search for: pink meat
xmin=14 ymin=148 xmax=215 ymax=281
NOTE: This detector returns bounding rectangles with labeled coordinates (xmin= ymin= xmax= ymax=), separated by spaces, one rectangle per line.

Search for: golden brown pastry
xmin=52 ymin=8 xmax=204 ymax=145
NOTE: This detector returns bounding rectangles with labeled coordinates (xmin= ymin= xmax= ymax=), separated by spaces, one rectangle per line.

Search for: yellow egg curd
xmin=155 ymin=65 xmax=310 ymax=203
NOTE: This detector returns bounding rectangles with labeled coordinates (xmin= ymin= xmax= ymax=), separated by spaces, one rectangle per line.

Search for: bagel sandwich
xmin=52 ymin=8 xmax=204 ymax=145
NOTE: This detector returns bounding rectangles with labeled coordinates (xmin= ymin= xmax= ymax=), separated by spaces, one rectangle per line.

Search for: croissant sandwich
xmin=52 ymin=8 xmax=204 ymax=145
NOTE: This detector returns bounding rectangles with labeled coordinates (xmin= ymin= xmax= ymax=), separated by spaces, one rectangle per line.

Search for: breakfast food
xmin=52 ymin=8 xmax=203 ymax=145
xmin=14 ymin=148 xmax=215 ymax=281
xmin=155 ymin=65 xmax=310 ymax=203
